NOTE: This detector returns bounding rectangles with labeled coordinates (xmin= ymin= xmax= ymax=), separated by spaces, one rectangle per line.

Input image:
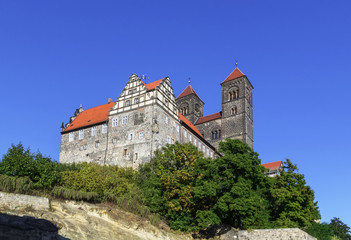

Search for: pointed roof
xmin=179 ymin=113 xmax=203 ymax=138
xmin=176 ymin=85 xmax=203 ymax=102
xmin=221 ymin=67 xmax=245 ymax=84
xmin=261 ymin=161 xmax=283 ymax=171
xmin=195 ymin=112 xmax=222 ymax=125
xmin=62 ymin=102 xmax=114 ymax=132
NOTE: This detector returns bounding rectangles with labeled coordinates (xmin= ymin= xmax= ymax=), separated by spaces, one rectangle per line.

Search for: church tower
xmin=176 ymin=85 xmax=204 ymax=124
xmin=221 ymin=67 xmax=253 ymax=149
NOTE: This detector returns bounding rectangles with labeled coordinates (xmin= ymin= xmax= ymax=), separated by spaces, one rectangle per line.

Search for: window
xmin=184 ymin=130 xmax=187 ymax=138
xmin=189 ymin=134 xmax=192 ymax=142
xmin=128 ymin=90 xmax=132 ymax=94
xmin=202 ymin=145 xmax=205 ymax=152
xmin=83 ymin=145 xmax=87 ymax=150
xmin=69 ymin=132 xmax=74 ymax=142
xmin=198 ymin=143 xmax=201 ymax=150
xmin=139 ymin=131 xmax=144 ymax=139
xmin=206 ymin=148 xmax=209 ymax=155
xmin=112 ymin=118 xmax=118 ymax=127
xmin=123 ymin=149 xmax=128 ymax=156
xmin=102 ymin=124 xmax=107 ymax=133
xmin=176 ymin=124 xmax=179 ymax=132
xmin=125 ymin=100 xmax=130 ymax=106
xmin=167 ymin=136 xmax=171 ymax=144
xmin=171 ymin=138 xmax=175 ymax=144
xmin=194 ymin=138 xmax=197 ymax=145
xmin=164 ymin=115 xmax=168 ymax=124
xmin=135 ymin=153 xmax=138 ymax=160
xmin=129 ymin=133 xmax=134 ymax=140
xmin=122 ymin=116 xmax=128 ymax=124
xmin=91 ymin=126 xmax=96 ymax=136
xmin=79 ymin=129 xmax=84 ymax=140
xmin=210 ymin=152 xmax=213 ymax=158
xmin=134 ymin=98 xmax=139 ymax=104
xmin=112 ymin=138 xmax=117 ymax=144
xmin=79 ymin=146 xmax=84 ymax=151
xmin=231 ymin=106 xmax=238 ymax=115
xmin=95 ymin=142 xmax=100 ymax=148
xmin=218 ymin=129 xmax=221 ymax=139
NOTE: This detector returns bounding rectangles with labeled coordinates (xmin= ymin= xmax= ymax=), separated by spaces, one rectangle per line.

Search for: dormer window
xmin=128 ymin=90 xmax=132 ymax=94
xmin=135 ymin=98 xmax=139 ymax=104
xmin=126 ymin=100 xmax=130 ymax=107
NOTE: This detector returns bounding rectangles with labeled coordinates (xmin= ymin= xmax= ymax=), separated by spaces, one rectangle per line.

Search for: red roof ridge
xmin=176 ymin=85 xmax=203 ymax=102
xmin=221 ymin=67 xmax=245 ymax=84
xmin=142 ymin=78 xmax=165 ymax=90
xmin=63 ymin=102 xmax=114 ymax=132
xmin=179 ymin=113 xmax=203 ymax=138
xmin=195 ymin=112 xmax=222 ymax=125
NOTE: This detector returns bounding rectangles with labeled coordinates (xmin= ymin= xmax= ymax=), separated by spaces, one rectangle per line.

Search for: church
xmin=59 ymin=66 xmax=253 ymax=169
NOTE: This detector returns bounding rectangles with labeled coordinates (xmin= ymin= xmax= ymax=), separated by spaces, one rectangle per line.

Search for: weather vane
xmin=188 ymin=77 xmax=191 ymax=85
xmin=235 ymin=59 xmax=238 ymax=67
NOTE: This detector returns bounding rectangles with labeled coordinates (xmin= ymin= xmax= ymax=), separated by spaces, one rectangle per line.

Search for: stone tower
xmin=175 ymin=85 xmax=204 ymax=124
xmin=221 ymin=67 xmax=253 ymax=149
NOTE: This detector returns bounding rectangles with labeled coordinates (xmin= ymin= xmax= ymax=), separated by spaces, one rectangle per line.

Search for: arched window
xmin=231 ymin=106 xmax=237 ymax=115
xmin=218 ymin=129 xmax=221 ymax=139
xmin=228 ymin=92 xmax=233 ymax=101
xmin=211 ymin=131 xmax=215 ymax=140
xmin=215 ymin=130 xmax=218 ymax=139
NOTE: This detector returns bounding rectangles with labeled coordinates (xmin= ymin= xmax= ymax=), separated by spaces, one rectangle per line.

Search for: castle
xmin=59 ymin=67 xmax=253 ymax=168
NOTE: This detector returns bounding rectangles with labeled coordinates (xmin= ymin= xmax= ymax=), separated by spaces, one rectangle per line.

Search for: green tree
xmin=305 ymin=222 xmax=334 ymax=240
xmin=139 ymin=140 xmax=272 ymax=231
xmin=0 ymin=143 xmax=35 ymax=177
xmin=212 ymin=139 xmax=271 ymax=229
xmin=270 ymin=159 xmax=320 ymax=228
xmin=330 ymin=217 xmax=351 ymax=240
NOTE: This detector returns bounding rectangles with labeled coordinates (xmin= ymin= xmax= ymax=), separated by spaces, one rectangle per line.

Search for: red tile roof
xmin=221 ymin=67 xmax=245 ymax=84
xmin=261 ymin=161 xmax=283 ymax=171
xmin=176 ymin=85 xmax=203 ymax=102
xmin=143 ymin=78 xmax=164 ymax=90
xmin=195 ymin=112 xmax=222 ymax=125
xmin=63 ymin=102 xmax=114 ymax=132
xmin=179 ymin=113 xmax=203 ymax=138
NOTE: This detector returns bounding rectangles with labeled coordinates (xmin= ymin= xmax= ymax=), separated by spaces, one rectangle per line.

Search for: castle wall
xmin=59 ymin=123 xmax=109 ymax=165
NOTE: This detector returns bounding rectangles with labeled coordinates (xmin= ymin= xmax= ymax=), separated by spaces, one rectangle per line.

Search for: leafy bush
xmin=51 ymin=186 xmax=99 ymax=202
xmin=0 ymin=174 xmax=34 ymax=194
xmin=61 ymin=163 xmax=137 ymax=201
xmin=305 ymin=222 xmax=334 ymax=240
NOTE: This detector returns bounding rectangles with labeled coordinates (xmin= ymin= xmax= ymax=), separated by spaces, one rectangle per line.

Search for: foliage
xmin=0 ymin=174 xmax=34 ymax=194
xmin=51 ymin=186 xmax=99 ymax=202
xmin=329 ymin=217 xmax=351 ymax=240
xmin=0 ymin=143 xmax=61 ymax=190
xmin=270 ymin=159 xmax=320 ymax=228
xmin=305 ymin=222 xmax=334 ymax=240
xmin=139 ymin=140 xmax=272 ymax=231
xmin=61 ymin=163 xmax=137 ymax=201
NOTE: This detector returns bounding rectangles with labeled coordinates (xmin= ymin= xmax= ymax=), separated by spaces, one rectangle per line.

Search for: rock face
xmin=0 ymin=192 xmax=316 ymax=240
xmin=0 ymin=192 xmax=190 ymax=240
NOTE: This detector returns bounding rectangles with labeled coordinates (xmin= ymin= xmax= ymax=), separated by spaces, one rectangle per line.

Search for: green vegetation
xmin=305 ymin=218 xmax=351 ymax=240
xmin=0 ymin=141 xmax=334 ymax=234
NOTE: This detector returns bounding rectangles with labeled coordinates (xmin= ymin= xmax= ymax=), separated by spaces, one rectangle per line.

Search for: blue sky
xmin=1 ymin=0 xmax=350 ymax=226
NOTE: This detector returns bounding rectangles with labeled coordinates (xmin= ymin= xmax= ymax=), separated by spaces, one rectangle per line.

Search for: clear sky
xmin=1 ymin=0 xmax=350 ymax=227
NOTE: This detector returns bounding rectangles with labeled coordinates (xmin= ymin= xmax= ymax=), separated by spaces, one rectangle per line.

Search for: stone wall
xmin=219 ymin=228 xmax=316 ymax=240
xmin=0 ymin=192 xmax=49 ymax=211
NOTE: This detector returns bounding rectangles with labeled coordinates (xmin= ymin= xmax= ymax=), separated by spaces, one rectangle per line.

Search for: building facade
xmin=59 ymin=67 xmax=253 ymax=168
xmin=176 ymin=67 xmax=253 ymax=149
